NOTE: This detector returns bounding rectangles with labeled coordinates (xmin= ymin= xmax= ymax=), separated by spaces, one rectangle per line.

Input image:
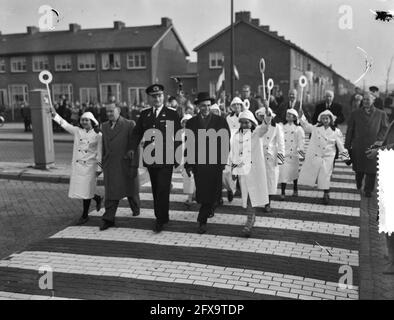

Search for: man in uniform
xmin=128 ymin=84 xmax=181 ymax=233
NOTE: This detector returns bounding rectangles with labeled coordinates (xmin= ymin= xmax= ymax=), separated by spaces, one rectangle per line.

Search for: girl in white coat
xmin=255 ymin=106 xmax=285 ymax=212
xmin=298 ymin=109 xmax=350 ymax=204
xmin=278 ymin=109 xmax=305 ymax=200
xmin=230 ymin=109 xmax=270 ymax=237
xmin=50 ymin=108 xmax=103 ymax=225
xmin=222 ymin=98 xmax=243 ymax=202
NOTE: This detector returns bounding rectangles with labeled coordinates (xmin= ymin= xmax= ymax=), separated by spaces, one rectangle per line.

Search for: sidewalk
xmin=0 ymin=122 xmax=72 ymax=143
xmin=0 ymin=161 xmax=149 ymax=185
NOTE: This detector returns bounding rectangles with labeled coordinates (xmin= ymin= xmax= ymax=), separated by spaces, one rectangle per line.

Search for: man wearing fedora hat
xmin=128 ymin=84 xmax=181 ymax=233
xmin=184 ymin=92 xmax=230 ymax=234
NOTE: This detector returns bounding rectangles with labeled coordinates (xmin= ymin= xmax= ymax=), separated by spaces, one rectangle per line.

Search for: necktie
xmin=155 ymin=108 xmax=159 ymax=118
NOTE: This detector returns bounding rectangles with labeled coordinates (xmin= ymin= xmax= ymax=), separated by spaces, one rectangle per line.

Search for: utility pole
xmin=385 ymin=55 xmax=394 ymax=97
xmin=230 ymin=0 xmax=235 ymax=99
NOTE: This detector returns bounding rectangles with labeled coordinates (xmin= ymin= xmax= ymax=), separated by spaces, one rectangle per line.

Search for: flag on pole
xmin=216 ymin=67 xmax=225 ymax=92
xmin=233 ymin=64 xmax=239 ymax=80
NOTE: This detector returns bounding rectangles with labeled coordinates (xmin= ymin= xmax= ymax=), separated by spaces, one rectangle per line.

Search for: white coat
xmin=278 ymin=123 xmax=305 ymax=183
xmin=230 ymin=124 xmax=270 ymax=208
xmin=223 ymin=113 xmax=240 ymax=193
xmin=53 ymin=114 xmax=102 ymax=199
xmin=298 ymin=115 xmax=346 ymax=190
xmin=262 ymin=124 xmax=285 ymax=194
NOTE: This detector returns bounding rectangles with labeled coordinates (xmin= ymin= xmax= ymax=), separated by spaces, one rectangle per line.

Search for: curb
xmin=0 ymin=170 xmax=150 ymax=186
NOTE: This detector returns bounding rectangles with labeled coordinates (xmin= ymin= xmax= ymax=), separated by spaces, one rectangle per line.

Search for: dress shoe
xmin=99 ymin=220 xmax=114 ymax=231
xmin=293 ymin=190 xmax=298 ymax=197
xmin=198 ymin=223 xmax=207 ymax=234
xmin=132 ymin=209 xmax=140 ymax=217
xmin=76 ymin=216 xmax=89 ymax=225
xmin=323 ymin=193 xmax=330 ymax=205
xmin=208 ymin=210 xmax=215 ymax=218
xmin=227 ymin=190 xmax=234 ymax=202
xmin=263 ymin=204 xmax=272 ymax=213
xmin=242 ymin=226 xmax=252 ymax=238
xmin=153 ymin=222 xmax=164 ymax=233
xmin=95 ymin=196 xmax=102 ymax=212
xmin=280 ymin=194 xmax=285 ymax=201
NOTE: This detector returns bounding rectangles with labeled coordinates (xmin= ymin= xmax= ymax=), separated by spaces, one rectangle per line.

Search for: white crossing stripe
xmin=137 ymin=193 xmax=360 ymax=217
xmin=0 ymin=291 xmax=79 ymax=300
xmin=0 ymin=251 xmax=359 ymax=300
xmin=89 ymin=208 xmax=359 ymax=237
xmin=50 ymin=227 xmax=359 ymax=266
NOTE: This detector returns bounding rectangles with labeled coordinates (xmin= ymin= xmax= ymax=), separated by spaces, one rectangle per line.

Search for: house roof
xmin=0 ymin=23 xmax=190 ymax=56
xmin=193 ymin=20 xmax=350 ymax=83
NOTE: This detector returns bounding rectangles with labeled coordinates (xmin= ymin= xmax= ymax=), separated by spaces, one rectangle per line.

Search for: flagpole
xmin=230 ymin=0 xmax=235 ymax=99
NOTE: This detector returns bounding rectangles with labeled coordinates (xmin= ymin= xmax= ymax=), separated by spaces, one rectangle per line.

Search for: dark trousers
xmin=148 ymin=166 xmax=173 ymax=224
xmin=23 ymin=118 xmax=31 ymax=131
xmin=355 ymin=172 xmax=376 ymax=193
xmin=387 ymin=234 xmax=394 ymax=263
xmin=198 ymin=203 xmax=214 ymax=225
xmin=102 ymin=196 xmax=140 ymax=223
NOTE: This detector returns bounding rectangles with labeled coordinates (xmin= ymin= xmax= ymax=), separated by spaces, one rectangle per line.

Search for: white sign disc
xmin=299 ymin=75 xmax=308 ymax=88
xmin=259 ymin=58 xmax=266 ymax=73
xmin=39 ymin=70 xmax=53 ymax=85
xmin=267 ymin=78 xmax=274 ymax=91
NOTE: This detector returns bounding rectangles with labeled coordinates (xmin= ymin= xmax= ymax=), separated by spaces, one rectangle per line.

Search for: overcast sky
xmin=1 ymin=0 xmax=394 ymax=89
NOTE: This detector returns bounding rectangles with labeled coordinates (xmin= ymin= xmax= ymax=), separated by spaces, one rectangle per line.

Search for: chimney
xmin=251 ymin=18 xmax=260 ymax=26
xmin=69 ymin=23 xmax=81 ymax=33
xmin=261 ymin=25 xmax=270 ymax=32
xmin=161 ymin=17 xmax=172 ymax=27
xmin=27 ymin=26 xmax=39 ymax=35
xmin=114 ymin=21 xmax=125 ymax=30
xmin=235 ymin=11 xmax=251 ymax=23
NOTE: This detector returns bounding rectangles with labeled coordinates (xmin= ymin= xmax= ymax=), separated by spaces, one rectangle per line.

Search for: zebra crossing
xmin=0 ymin=138 xmax=361 ymax=300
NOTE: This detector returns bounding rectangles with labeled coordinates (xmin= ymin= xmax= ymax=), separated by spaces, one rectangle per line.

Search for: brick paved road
xmin=0 ymin=141 xmax=72 ymax=165
xmin=0 ymin=137 xmax=366 ymax=300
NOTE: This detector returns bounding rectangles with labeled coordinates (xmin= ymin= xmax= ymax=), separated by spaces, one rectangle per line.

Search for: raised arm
xmin=52 ymin=113 xmax=79 ymax=135
xmin=299 ymin=114 xmax=314 ymax=134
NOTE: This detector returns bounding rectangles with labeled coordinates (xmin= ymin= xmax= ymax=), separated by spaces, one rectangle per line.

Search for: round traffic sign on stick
xmin=299 ymin=75 xmax=307 ymax=88
xmin=267 ymin=78 xmax=274 ymax=91
xmin=259 ymin=58 xmax=266 ymax=73
xmin=39 ymin=70 xmax=53 ymax=85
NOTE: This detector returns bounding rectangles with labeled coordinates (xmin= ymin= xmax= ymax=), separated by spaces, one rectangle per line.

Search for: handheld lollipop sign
xmin=298 ymin=75 xmax=308 ymax=111
xmin=266 ymin=78 xmax=274 ymax=108
xmin=259 ymin=58 xmax=266 ymax=100
xmin=38 ymin=70 xmax=54 ymax=111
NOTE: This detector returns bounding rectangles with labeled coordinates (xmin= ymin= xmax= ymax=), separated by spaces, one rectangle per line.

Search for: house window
xmin=10 ymin=57 xmax=27 ymax=73
xmin=128 ymin=87 xmax=147 ymax=106
xmin=127 ymin=52 xmax=147 ymax=69
xmin=209 ymin=52 xmax=224 ymax=69
xmin=54 ymin=55 xmax=72 ymax=71
xmin=77 ymin=53 xmax=96 ymax=70
xmin=102 ymin=52 xmax=121 ymax=70
xmin=8 ymin=84 xmax=28 ymax=106
xmin=100 ymin=83 xmax=121 ymax=103
xmin=32 ymin=55 xmax=49 ymax=72
xmin=0 ymin=58 xmax=5 ymax=73
xmin=80 ymin=88 xmax=98 ymax=104
xmin=0 ymin=89 xmax=8 ymax=105
xmin=52 ymin=84 xmax=73 ymax=103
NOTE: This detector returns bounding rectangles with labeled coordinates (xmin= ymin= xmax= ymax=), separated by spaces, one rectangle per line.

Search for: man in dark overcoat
xmin=128 ymin=84 xmax=181 ymax=233
xmin=100 ymin=103 xmax=140 ymax=230
xmin=185 ymin=92 xmax=231 ymax=234
xmin=312 ymin=90 xmax=345 ymax=125
xmin=345 ymin=92 xmax=389 ymax=197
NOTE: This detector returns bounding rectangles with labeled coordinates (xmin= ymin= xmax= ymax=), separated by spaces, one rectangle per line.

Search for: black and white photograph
xmin=0 ymin=0 xmax=394 ymax=307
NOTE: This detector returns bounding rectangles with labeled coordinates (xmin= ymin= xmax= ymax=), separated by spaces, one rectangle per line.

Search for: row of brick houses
xmin=0 ymin=18 xmax=195 ymax=119
xmin=0 ymin=11 xmax=354 ymax=120
xmin=194 ymin=11 xmax=355 ymax=106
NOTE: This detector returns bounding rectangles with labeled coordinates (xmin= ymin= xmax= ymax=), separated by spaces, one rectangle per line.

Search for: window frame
xmin=52 ymin=83 xmax=73 ymax=103
xmin=0 ymin=88 xmax=8 ymax=105
xmin=127 ymin=87 xmax=147 ymax=106
xmin=126 ymin=52 xmax=147 ymax=70
xmin=99 ymin=83 xmax=121 ymax=103
xmin=8 ymin=84 xmax=28 ymax=106
xmin=0 ymin=58 xmax=6 ymax=73
xmin=32 ymin=55 xmax=49 ymax=72
xmin=77 ymin=53 xmax=96 ymax=71
xmin=54 ymin=55 xmax=72 ymax=72
xmin=101 ymin=52 xmax=121 ymax=71
xmin=79 ymin=87 xmax=98 ymax=104
xmin=10 ymin=57 xmax=27 ymax=73
xmin=209 ymin=52 xmax=224 ymax=69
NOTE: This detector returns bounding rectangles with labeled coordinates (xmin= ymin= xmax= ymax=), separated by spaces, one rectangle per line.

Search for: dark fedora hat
xmin=194 ymin=92 xmax=215 ymax=105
